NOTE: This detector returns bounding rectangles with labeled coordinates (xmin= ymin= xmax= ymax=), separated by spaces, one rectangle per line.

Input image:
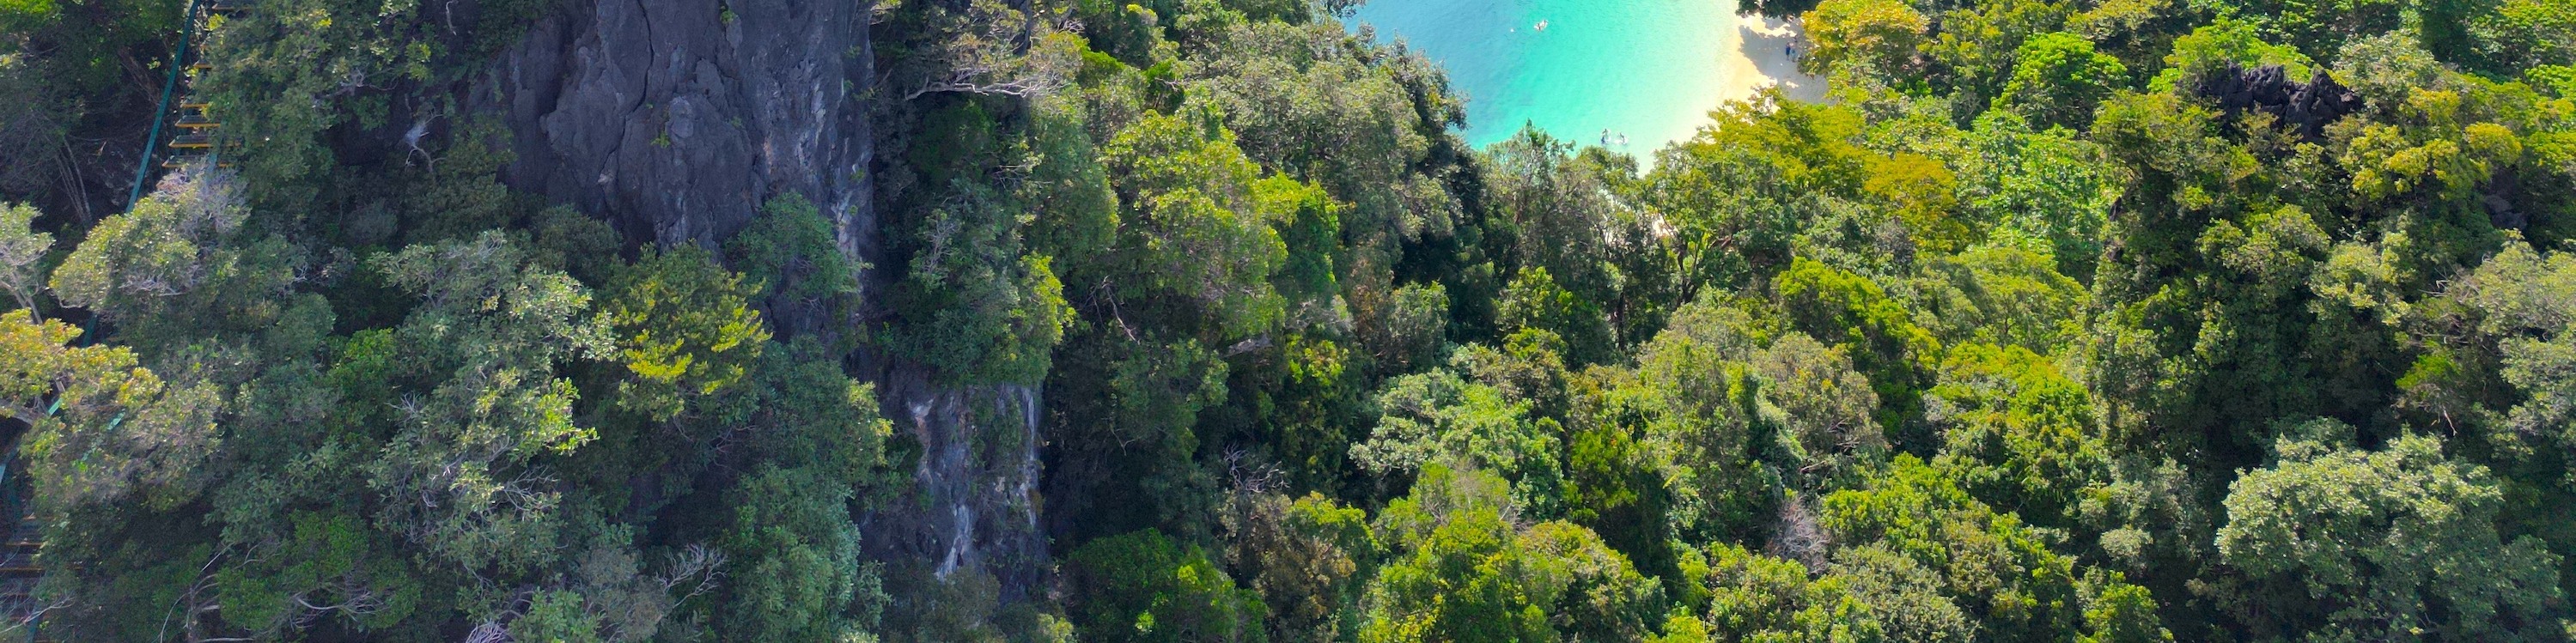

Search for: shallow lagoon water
xmin=1353 ymin=0 xmax=1747 ymax=152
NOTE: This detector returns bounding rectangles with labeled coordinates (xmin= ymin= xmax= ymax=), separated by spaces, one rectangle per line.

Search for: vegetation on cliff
xmin=2 ymin=0 xmax=2573 ymax=639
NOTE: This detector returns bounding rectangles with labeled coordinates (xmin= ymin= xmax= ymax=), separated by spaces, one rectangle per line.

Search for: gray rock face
xmin=489 ymin=0 xmax=874 ymax=257
xmin=865 ymin=374 xmax=1054 ymax=601
xmin=2192 ymin=64 xmax=2360 ymax=139
xmin=484 ymin=0 xmax=1052 ymax=600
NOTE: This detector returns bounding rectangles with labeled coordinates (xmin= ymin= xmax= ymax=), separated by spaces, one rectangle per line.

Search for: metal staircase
xmin=0 ymin=459 xmax=44 ymax=642
xmin=0 ymin=1 xmax=242 ymax=639
xmin=137 ymin=0 xmax=238 ymax=183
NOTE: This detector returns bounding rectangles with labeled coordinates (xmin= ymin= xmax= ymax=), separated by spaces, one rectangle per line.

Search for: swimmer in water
xmin=1535 ymin=19 xmax=1548 ymax=31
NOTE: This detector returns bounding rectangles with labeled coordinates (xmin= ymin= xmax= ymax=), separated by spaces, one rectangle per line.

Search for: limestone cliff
xmin=483 ymin=0 xmax=1049 ymax=600
xmin=489 ymin=0 xmax=875 ymax=258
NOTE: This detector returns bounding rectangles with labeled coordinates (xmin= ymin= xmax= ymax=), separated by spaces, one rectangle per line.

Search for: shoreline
xmin=1714 ymin=15 xmax=1829 ymax=106
xmin=1611 ymin=12 xmax=1829 ymax=154
xmin=1348 ymin=1 xmax=1826 ymax=152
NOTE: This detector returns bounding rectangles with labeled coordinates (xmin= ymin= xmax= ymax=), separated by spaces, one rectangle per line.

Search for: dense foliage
xmin=4 ymin=0 xmax=2574 ymax=639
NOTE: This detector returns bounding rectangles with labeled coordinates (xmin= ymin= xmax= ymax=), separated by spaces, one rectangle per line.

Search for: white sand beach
xmin=1352 ymin=0 xmax=1828 ymax=150
xmin=1714 ymin=15 xmax=1829 ymax=105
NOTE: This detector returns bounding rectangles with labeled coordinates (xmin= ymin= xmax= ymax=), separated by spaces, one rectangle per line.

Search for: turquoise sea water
xmin=1353 ymin=0 xmax=1741 ymax=151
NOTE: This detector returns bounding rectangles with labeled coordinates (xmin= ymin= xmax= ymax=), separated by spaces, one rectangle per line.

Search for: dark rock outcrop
xmin=481 ymin=0 xmax=1053 ymax=601
xmin=862 ymin=372 xmax=1053 ymax=601
xmin=2194 ymin=64 xmax=2360 ymax=138
xmin=486 ymin=0 xmax=875 ymax=258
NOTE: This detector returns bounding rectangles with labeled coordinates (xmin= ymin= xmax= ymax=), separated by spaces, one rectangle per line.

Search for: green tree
xmin=1224 ymin=492 xmax=1376 ymax=642
xmin=1358 ymin=464 xmax=1663 ymax=643
xmin=709 ymin=338 xmax=894 ymax=641
xmin=1228 ymin=333 xmax=1372 ymax=496
xmin=1677 ymin=538 xmax=2121 ymax=643
xmin=1905 ymin=246 xmax=2087 ymax=351
xmin=0 ymin=0 xmax=186 ymax=207
xmin=1629 ymin=298 xmax=1786 ymax=543
xmin=1256 ymin=176 xmax=1343 ymax=312
xmin=728 ymin=193 xmax=866 ymax=322
xmin=1752 ymin=331 xmax=1885 ymax=483
xmin=1562 ymin=422 xmax=1678 ymax=580
xmin=1039 ymin=103 xmax=1305 ymax=537
xmin=1359 ymin=282 xmax=1451 ymax=375
xmin=1067 ymin=529 xmax=1268 ymax=643
xmin=716 ymin=465 xmax=879 ymax=642
xmin=1685 ymin=543 xmax=1830 ymax=641
xmin=1996 ymin=33 xmax=2128 ymax=130
xmin=2149 ymin=19 xmax=2315 ymax=93
xmin=1092 ymin=106 xmax=1289 ymax=338
xmin=0 ymin=309 xmax=220 ymax=508
xmin=1952 ymin=115 xmax=2116 ymax=282
xmin=515 ymin=590 xmax=607 ymax=643
xmin=1023 ymin=94 xmax=1120 ymax=276
xmin=0 ymin=202 xmax=49 ymax=312
xmin=884 ymin=179 xmax=1071 ymax=385
xmin=49 ymin=169 xmax=313 ymax=354
xmin=1928 ymin=0 xmax=2075 ymax=111
xmin=2342 ymin=88 xmax=2527 ymax=203
xmin=1819 ymin=456 xmax=2165 ymax=642
xmin=1188 ymin=21 xmax=1448 ymax=261
xmin=2471 ymin=0 xmax=2576 ymax=70
xmin=1352 ymin=370 xmax=1564 ymax=515
xmin=2412 ymin=241 xmax=2575 ymax=458
xmin=1646 ymin=99 xmax=1860 ymax=295
xmin=1861 ymin=153 xmax=1967 ymax=253
xmin=362 ymin=232 xmax=610 ymax=573
xmin=1497 ymin=268 xmax=1615 ymax=367
xmin=206 ymin=512 xmax=425 ymax=636
xmin=194 ymin=0 xmax=468 ymax=209
xmin=1486 ymin=130 xmax=1619 ymax=313
xmin=1776 ymin=258 xmax=1940 ymax=449
xmin=2216 ymin=428 xmax=2567 ymax=640
xmin=597 ymin=246 xmax=768 ymax=422
xmin=1801 ymin=0 xmax=1928 ymax=77
xmin=1926 ymin=343 xmax=2109 ymax=530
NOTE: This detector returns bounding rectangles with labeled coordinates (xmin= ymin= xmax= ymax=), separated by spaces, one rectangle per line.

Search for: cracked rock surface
xmin=480 ymin=0 xmax=1050 ymax=598
xmin=490 ymin=0 xmax=874 ymax=256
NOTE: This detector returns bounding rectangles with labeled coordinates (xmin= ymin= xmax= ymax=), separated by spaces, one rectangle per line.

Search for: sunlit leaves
xmin=0 ymin=202 xmax=50 ymax=312
xmin=2344 ymin=90 xmax=2527 ymax=201
xmin=1997 ymin=33 xmax=2128 ymax=130
xmin=0 ymin=309 xmax=221 ymax=509
xmin=1066 ymin=529 xmax=1267 ymax=643
xmin=1353 ymin=370 xmax=1564 ymax=514
xmin=1802 ymin=0 xmax=1928 ymax=78
xmin=2218 ymin=430 xmax=2567 ymax=640
xmin=1357 ymin=464 xmax=1663 ymax=643
xmin=599 ymin=246 xmax=768 ymax=422
xmin=1099 ymin=107 xmax=1291 ymax=338
xmin=365 ymin=232 xmax=609 ymax=572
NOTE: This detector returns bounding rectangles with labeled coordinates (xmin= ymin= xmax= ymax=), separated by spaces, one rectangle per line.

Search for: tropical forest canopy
xmin=0 ymin=0 xmax=2573 ymax=640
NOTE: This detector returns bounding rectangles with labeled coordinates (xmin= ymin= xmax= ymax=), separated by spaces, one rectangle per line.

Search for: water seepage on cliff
xmin=480 ymin=0 xmax=1049 ymax=600
xmin=865 ymin=372 xmax=1051 ymax=599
